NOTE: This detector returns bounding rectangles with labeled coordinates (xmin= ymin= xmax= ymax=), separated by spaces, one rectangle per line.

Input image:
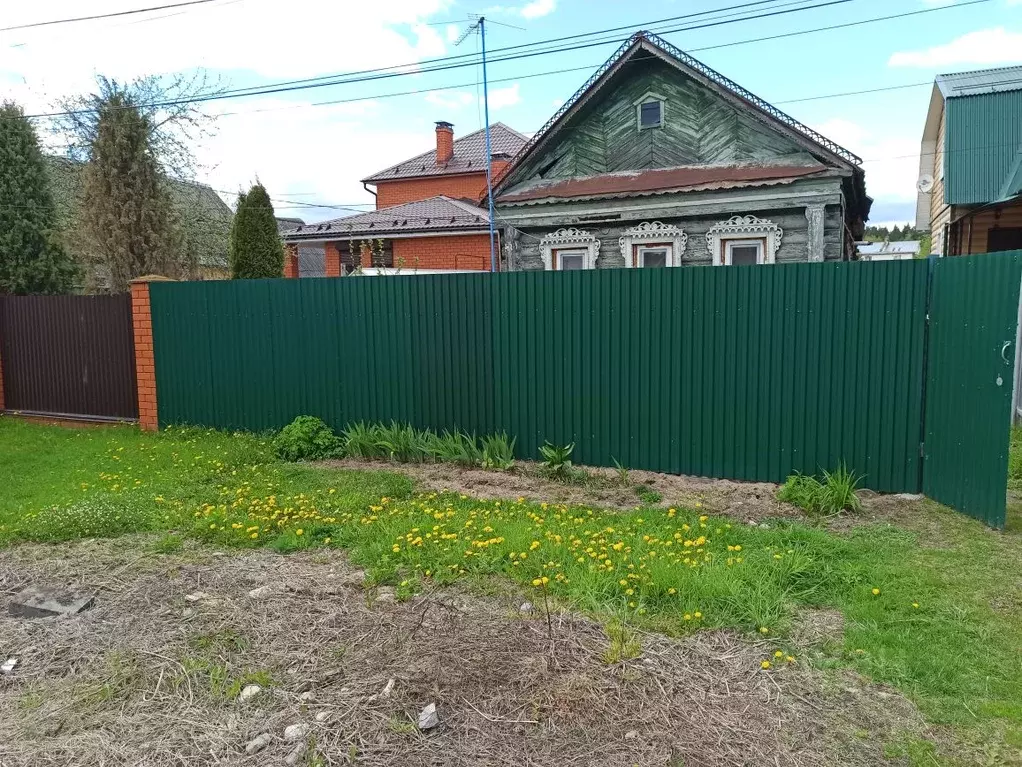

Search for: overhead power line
xmin=0 ymin=0 xmax=222 ymax=32
xmin=15 ymin=0 xmax=991 ymax=123
xmin=19 ymin=0 xmax=859 ymax=119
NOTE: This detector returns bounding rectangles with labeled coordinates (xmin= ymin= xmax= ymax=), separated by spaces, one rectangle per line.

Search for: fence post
xmin=130 ymin=276 xmax=170 ymax=431
xmin=284 ymin=244 xmax=299 ymax=278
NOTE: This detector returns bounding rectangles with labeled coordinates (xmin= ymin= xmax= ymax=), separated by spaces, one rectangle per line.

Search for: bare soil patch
xmin=326 ymin=459 xmax=799 ymax=523
xmin=0 ymin=537 xmax=941 ymax=766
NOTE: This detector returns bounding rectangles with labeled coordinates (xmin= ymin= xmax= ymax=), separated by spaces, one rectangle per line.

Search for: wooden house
xmin=915 ymin=66 xmax=1022 ymax=256
xmin=493 ymin=31 xmax=870 ymax=271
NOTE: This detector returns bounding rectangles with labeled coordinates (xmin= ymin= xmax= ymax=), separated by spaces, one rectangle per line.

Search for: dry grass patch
xmin=0 ymin=537 xmax=941 ymax=767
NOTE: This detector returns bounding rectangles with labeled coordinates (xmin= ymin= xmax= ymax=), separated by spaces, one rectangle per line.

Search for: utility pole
xmin=456 ymin=16 xmax=497 ymax=272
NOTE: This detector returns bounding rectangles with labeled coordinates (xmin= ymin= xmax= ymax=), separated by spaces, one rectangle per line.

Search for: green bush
xmin=273 ymin=416 xmax=342 ymax=462
xmin=777 ymin=465 xmax=862 ymax=515
xmin=539 ymin=441 xmax=575 ymax=479
xmin=481 ymin=432 xmax=516 ymax=470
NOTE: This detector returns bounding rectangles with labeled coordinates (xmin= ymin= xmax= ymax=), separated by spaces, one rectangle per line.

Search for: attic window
xmin=634 ymin=91 xmax=666 ymax=131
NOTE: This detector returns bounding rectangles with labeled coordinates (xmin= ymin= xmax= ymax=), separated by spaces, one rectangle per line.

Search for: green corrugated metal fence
xmin=922 ymin=252 xmax=1022 ymax=527
xmin=150 ymin=260 xmax=933 ymax=493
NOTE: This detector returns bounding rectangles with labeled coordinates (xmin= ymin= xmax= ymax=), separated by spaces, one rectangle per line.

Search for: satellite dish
xmin=917 ymin=174 xmax=934 ymax=193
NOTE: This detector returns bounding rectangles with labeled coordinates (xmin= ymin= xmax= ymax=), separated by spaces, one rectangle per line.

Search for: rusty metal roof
xmin=497 ymin=163 xmax=829 ymax=204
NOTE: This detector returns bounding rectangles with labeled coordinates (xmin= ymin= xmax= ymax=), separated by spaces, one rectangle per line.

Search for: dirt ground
xmin=327 ymin=459 xmax=929 ymax=527
xmin=0 ymin=538 xmax=940 ymax=767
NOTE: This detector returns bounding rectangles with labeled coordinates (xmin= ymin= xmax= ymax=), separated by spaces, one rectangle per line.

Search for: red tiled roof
xmin=497 ymin=164 xmax=829 ymax=204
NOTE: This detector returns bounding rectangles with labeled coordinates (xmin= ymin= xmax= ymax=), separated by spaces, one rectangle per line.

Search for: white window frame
xmin=637 ymin=244 xmax=671 ymax=268
xmin=633 ymin=91 xmax=666 ymax=131
xmin=555 ymin=248 xmax=588 ymax=271
xmin=724 ymin=239 xmax=765 ymax=266
xmin=540 ymin=228 xmax=600 ymax=271
xmin=706 ymin=215 xmax=783 ymax=266
xmin=618 ymin=221 xmax=686 ymax=268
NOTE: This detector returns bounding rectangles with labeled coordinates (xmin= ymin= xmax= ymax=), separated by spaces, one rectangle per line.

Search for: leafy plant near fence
xmin=538 ymin=441 xmax=575 ymax=478
xmin=777 ymin=465 xmax=863 ymax=515
xmin=272 ymin=416 xmax=342 ymax=462
xmin=280 ymin=416 xmax=516 ymax=471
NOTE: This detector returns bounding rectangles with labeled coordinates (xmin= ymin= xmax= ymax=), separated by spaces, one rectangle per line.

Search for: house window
xmin=539 ymin=228 xmax=600 ymax=270
xmin=619 ymin=222 xmax=687 ymax=268
xmin=634 ymin=91 xmax=666 ymax=131
xmin=706 ymin=216 xmax=784 ymax=266
xmin=556 ymin=249 xmax=587 ymax=270
xmin=637 ymin=245 xmax=669 ymax=268
xmin=725 ymin=239 xmax=764 ymax=266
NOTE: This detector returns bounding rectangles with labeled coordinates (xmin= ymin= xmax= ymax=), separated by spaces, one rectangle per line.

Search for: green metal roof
xmin=944 ymin=90 xmax=1022 ymax=204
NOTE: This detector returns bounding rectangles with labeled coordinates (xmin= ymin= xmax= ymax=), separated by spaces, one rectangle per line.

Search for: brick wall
xmin=374 ymin=162 xmax=508 ymax=209
xmin=393 ymin=233 xmax=495 ymax=271
xmin=284 ymin=245 xmax=299 ymax=278
xmin=324 ymin=242 xmax=341 ymax=277
xmin=129 ymin=279 xmax=159 ymax=431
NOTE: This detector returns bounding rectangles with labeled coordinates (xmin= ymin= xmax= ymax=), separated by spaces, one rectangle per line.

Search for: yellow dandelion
xmin=759 ymin=627 xmax=769 ymax=634
xmin=761 ymin=660 xmax=771 ymax=670
xmin=295 ymin=529 xmax=304 ymax=536
xmin=871 ymin=588 xmax=880 ymax=596
xmin=912 ymin=602 xmax=920 ymax=609
xmin=774 ymin=650 xmax=783 ymax=658
xmin=694 ymin=611 xmax=702 ymax=618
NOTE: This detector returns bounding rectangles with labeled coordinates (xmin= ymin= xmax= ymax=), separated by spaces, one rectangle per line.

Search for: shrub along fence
xmin=138 ymin=253 xmax=1022 ymax=527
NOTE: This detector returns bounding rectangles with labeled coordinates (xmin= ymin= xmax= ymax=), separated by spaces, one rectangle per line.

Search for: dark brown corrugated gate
xmin=0 ymin=294 xmax=137 ymax=420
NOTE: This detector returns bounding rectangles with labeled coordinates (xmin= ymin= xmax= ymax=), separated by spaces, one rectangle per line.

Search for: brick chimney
xmin=435 ymin=121 xmax=454 ymax=165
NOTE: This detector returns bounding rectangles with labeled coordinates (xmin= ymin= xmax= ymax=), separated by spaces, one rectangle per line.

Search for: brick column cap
xmin=130 ymin=275 xmax=176 ymax=284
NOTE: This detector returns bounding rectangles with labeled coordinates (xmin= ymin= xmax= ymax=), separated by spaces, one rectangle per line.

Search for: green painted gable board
xmin=509 ymin=57 xmax=815 ymax=186
xmin=945 ymin=91 xmax=1022 ymax=204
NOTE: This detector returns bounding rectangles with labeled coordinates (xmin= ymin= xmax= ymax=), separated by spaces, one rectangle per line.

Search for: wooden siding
xmin=930 ymin=105 xmax=951 ymax=253
xmin=508 ymin=203 xmax=843 ymax=270
xmin=509 ymin=58 xmax=817 ymax=185
xmin=957 ymin=199 xmax=1022 ymax=254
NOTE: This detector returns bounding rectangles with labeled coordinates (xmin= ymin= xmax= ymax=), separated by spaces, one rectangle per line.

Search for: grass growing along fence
xmin=1 ymin=417 xmax=1021 ymax=760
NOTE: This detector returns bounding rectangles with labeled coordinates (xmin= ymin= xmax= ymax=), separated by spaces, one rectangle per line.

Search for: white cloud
xmin=888 ymin=27 xmax=1022 ymax=67
xmin=0 ymin=0 xmax=450 ymax=95
xmin=488 ymin=83 xmax=521 ymax=108
xmin=0 ymin=0 xmax=463 ymax=223
xmin=483 ymin=0 xmax=556 ymax=18
xmin=813 ymin=118 xmax=920 ymax=213
xmin=422 ymin=82 xmax=520 ymax=111
xmin=521 ymin=0 xmax=557 ymax=19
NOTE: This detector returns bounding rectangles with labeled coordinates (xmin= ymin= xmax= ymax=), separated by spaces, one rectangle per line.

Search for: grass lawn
xmin=2 ymin=416 xmax=1021 ymax=764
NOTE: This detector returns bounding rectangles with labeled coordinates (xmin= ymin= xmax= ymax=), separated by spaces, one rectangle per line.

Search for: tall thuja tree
xmin=56 ymin=74 xmax=221 ymax=291
xmin=0 ymin=102 xmax=77 ymax=293
xmin=230 ymin=183 xmax=284 ymax=279
xmin=79 ymin=88 xmax=180 ymax=291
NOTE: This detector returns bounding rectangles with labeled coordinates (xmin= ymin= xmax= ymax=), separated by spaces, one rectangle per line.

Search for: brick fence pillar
xmin=130 ymin=276 xmax=170 ymax=431
xmin=284 ymin=245 xmax=299 ymax=278
xmin=324 ymin=242 xmax=341 ymax=277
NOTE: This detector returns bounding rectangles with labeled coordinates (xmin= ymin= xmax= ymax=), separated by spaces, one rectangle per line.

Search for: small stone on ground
xmin=284 ymin=723 xmax=310 ymax=741
xmin=247 ymin=585 xmax=273 ymax=599
xmin=244 ymin=733 xmax=271 ymax=754
xmin=418 ymin=702 xmax=440 ymax=730
xmin=238 ymin=684 xmax=261 ymax=703
xmin=1 ymin=658 xmax=17 ymax=674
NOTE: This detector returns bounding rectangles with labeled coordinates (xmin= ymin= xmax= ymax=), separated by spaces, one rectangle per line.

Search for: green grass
xmin=2 ymin=417 xmax=1021 ymax=762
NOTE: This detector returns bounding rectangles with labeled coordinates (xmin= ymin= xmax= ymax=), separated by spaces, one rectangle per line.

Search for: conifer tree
xmin=229 ymin=183 xmax=284 ymax=279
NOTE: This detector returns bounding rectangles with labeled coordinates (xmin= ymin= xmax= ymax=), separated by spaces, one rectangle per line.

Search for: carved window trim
xmin=618 ymin=221 xmax=687 ymax=268
xmin=634 ymin=90 xmax=666 ymax=131
xmin=540 ymin=228 xmax=600 ymax=271
xmin=706 ymin=215 xmax=784 ymax=266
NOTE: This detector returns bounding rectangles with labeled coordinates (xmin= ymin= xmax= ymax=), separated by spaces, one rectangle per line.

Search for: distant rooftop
xmin=281 ymin=196 xmax=490 ymax=241
xmin=936 ymin=65 xmax=1022 ymax=98
xmin=362 ymin=123 xmax=529 ymax=183
xmin=857 ymin=241 xmax=921 ymax=256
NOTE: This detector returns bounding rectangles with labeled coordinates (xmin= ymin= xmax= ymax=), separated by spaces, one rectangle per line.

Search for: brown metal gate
xmin=0 ymin=294 xmax=138 ymax=421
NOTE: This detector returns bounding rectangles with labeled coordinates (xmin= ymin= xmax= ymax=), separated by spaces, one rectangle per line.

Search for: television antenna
xmin=455 ymin=16 xmax=497 ymax=272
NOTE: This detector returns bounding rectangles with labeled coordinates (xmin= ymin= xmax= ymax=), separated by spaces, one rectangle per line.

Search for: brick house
xmin=282 ymin=122 xmax=528 ymax=275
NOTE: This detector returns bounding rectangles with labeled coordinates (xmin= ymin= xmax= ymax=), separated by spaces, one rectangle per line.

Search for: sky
xmin=0 ymin=0 xmax=1020 ymax=228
